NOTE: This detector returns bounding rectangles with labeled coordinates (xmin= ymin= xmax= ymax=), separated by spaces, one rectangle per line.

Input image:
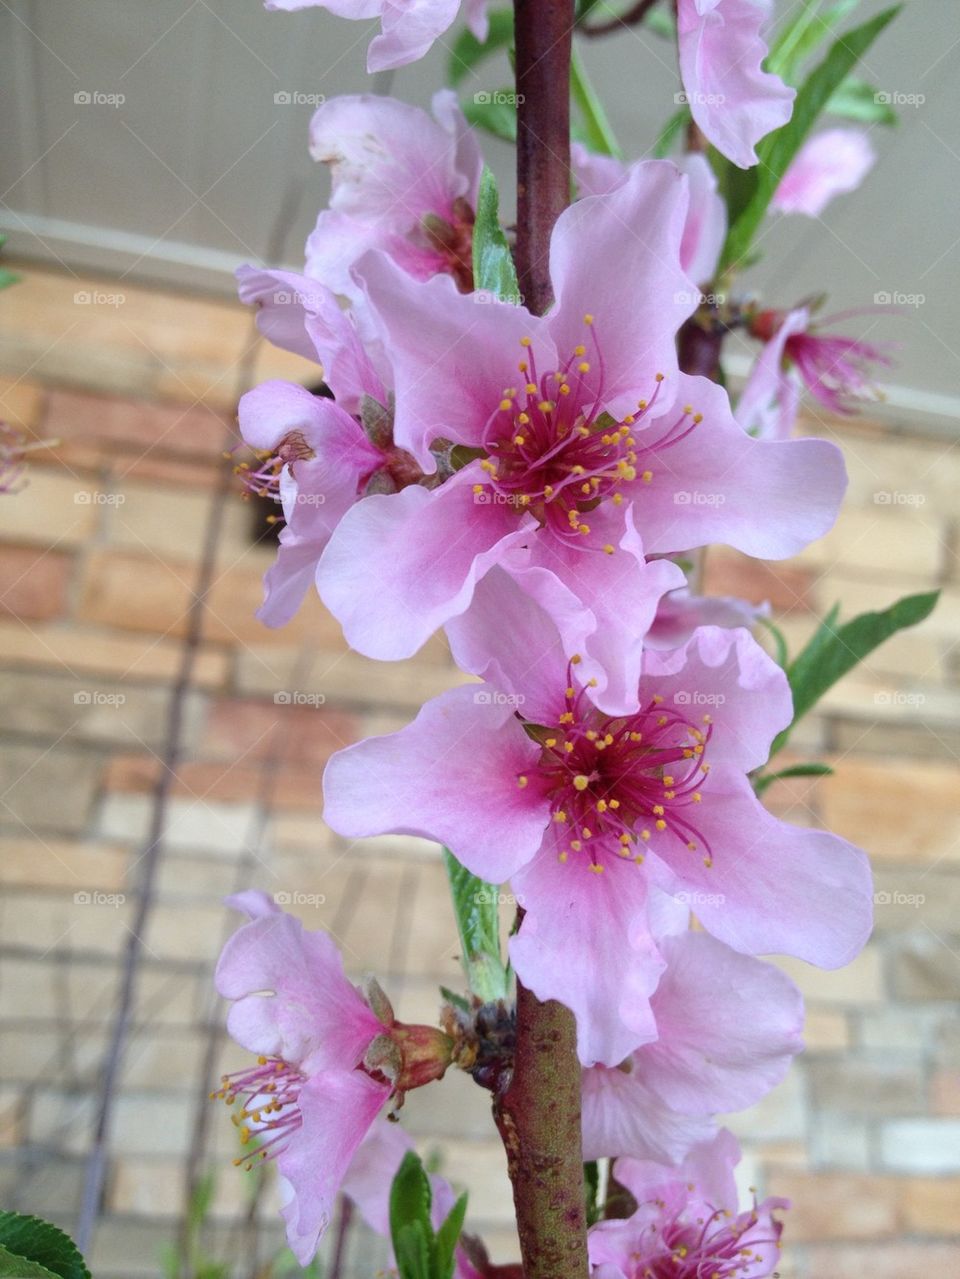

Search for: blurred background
xmin=0 ymin=1 xmax=958 ymax=1276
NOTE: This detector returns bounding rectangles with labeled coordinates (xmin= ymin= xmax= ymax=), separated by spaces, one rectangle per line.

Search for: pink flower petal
xmin=322 ymin=683 xmax=549 ymax=883
xmin=773 ymin=127 xmax=877 ymax=218
xmin=582 ymin=1064 xmax=715 ymax=1162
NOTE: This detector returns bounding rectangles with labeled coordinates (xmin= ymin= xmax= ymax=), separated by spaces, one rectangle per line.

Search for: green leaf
xmin=433 ymin=1192 xmax=468 ymax=1279
xmin=570 ymin=48 xmax=622 ymax=158
xmin=770 ymin=590 xmax=939 ymax=755
xmin=768 ymin=0 xmax=862 ymax=82
xmin=720 ymin=5 xmax=901 ymax=272
xmin=652 ymin=107 xmax=688 ymax=158
xmin=757 ymin=616 xmax=789 ymax=669
xmin=443 ymin=846 xmax=510 ymax=1001
xmin=643 ymin=8 xmax=675 ymax=38
xmin=439 ymin=985 xmax=472 ymax=1014
xmin=390 ymin=1153 xmax=434 ymax=1279
xmin=754 ymin=762 xmax=835 ymax=795
xmin=826 ymin=76 xmax=898 ymax=124
xmin=462 ymin=94 xmax=517 ymax=143
xmin=448 ymin=8 xmax=513 ymax=86
xmin=0 ymin=1216 xmax=90 ymax=1279
xmin=0 ymin=1243 xmax=62 ymax=1278
xmin=583 ymin=1160 xmax=602 ymax=1226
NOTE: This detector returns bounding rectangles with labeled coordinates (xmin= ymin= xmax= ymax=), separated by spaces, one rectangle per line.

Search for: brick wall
xmin=0 ymin=266 xmax=958 ymax=1277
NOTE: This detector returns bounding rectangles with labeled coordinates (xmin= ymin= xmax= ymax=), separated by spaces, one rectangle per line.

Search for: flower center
xmin=631 ymin=1196 xmax=782 ymax=1278
xmin=473 ymin=319 xmax=702 ymax=552
xmin=234 ymin=430 xmax=317 ymax=502
xmin=518 ymin=658 xmax=713 ymax=874
xmin=212 ymin=1055 xmax=306 ymax=1170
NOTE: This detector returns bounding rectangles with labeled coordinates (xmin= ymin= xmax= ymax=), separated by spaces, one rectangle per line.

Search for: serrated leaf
xmin=0 ymin=1242 xmax=61 ymax=1278
xmin=433 ymin=1192 xmax=468 ymax=1279
xmin=826 ymin=76 xmax=898 ymax=124
xmin=462 ymin=94 xmax=517 ymax=143
xmin=448 ymin=8 xmax=513 ymax=87
xmin=770 ymin=590 xmax=939 ymax=756
xmin=721 ymin=5 xmax=901 ymax=271
xmin=754 ymin=762 xmax=835 ymax=795
xmin=443 ymin=847 xmax=510 ymax=1001
xmin=0 ymin=1216 xmax=90 ymax=1279
xmin=394 ymin=1221 xmax=433 ymax=1279
xmin=390 ymin=1152 xmax=433 ymax=1255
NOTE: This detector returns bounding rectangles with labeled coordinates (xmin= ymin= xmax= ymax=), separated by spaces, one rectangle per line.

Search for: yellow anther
xmin=570 ymin=654 xmax=582 ymax=664
xmin=472 ymin=484 xmax=484 ymax=494
xmin=558 ymin=851 xmax=568 ymax=863
xmin=518 ymin=412 xmax=530 ymax=425
xmin=538 ymin=400 xmax=553 ymax=413
xmin=543 ymin=484 xmax=554 ymax=496
xmin=609 ymin=798 xmax=620 ymax=809
xmin=604 ymin=732 xmax=613 ymax=743
xmin=589 ymin=863 xmax=604 ymax=874
xmin=570 ymin=839 xmax=582 ymax=852
xmin=603 ymin=544 xmax=615 ymax=555
xmin=653 ymin=805 xmax=665 ymax=816
xmin=687 ymin=840 xmax=697 ymax=851
xmin=612 ymin=492 xmax=623 ymax=506
xmin=573 ymin=775 xmax=590 ymax=791
xmin=655 ymin=372 xmax=665 ymax=382
xmin=641 ymin=829 xmax=651 ymax=841
xmin=578 ymin=361 xmax=591 ymax=373
xmin=578 ymin=523 xmax=590 ymax=535
xmin=545 ymin=737 xmax=557 ymax=748
xmin=583 ymin=313 xmax=594 ymax=324
xmin=655 ymin=819 xmax=667 ymax=831
xmin=663 ymin=776 xmax=675 ymax=786
xmin=520 ymin=336 xmax=532 ymax=347
xmin=693 ymin=413 xmax=703 ymax=423
xmin=559 ymin=383 xmax=571 ymax=395
xmin=652 ymin=694 xmax=664 ymax=704
xmin=564 ymin=741 xmax=575 ymax=753
xmin=642 ymin=470 xmax=653 ymax=483
xmin=597 ymin=800 xmax=608 ymax=813
xmin=559 ymin=711 xmax=574 ymax=724
xmin=514 ymin=435 xmax=526 ymax=446
xmin=517 ymin=775 xmax=528 ymax=788
xmin=499 ymin=398 xmax=513 ymax=411
xmin=566 ymin=686 xmax=576 ymax=698
xmin=692 ymin=792 xmax=702 ymax=803
xmin=526 ymin=383 xmax=538 ymax=394
xmin=553 ymin=809 xmax=567 ymax=822
xmin=683 ymin=404 xmax=694 ymax=414
xmin=574 ymin=344 xmax=586 ymax=356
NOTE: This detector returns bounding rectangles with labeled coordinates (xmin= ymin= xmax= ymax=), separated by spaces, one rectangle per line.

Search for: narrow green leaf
xmin=643 ymin=8 xmax=675 ymax=38
xmin=434 ymin=1192 xmax=468 ymax=1279
xmin=754 ymin=762 xmax=835 ymax=795
xmin=462 ymin=94 xmax=517 ymax=144
xmin=721 ymin=5 xmax=901 ymax=271
xmin=448 ymin=8 xmax=513 ymax=86
xmin=770 ymin=590 xmax=939 ymax=755
xmin=570 ymin=48 xmax=622 ymax=157
xmin=0 ymin=1216 xmax=90 ymax=1279
xmin=390 ymin=1152 xmax=434 ymax=1279
xmin=826 ymin=76 xmax=899 ymax=124
xmin=757 ymin=616 xmax=789 ymax=669
xmin=652 ymin=107 xmax=688 ymax=158
xmin=443 ymin=846 xmax=510 ymax=1001
xmin=768 ymin=0 xmax=861 ymax=82
xmin=471 ymin=168 xmax=520 ymax=304
xmin=583 ymin=1160 xmax=602 ymax=1226
xmin=439 ymin=985 xmax=472 ymax=1014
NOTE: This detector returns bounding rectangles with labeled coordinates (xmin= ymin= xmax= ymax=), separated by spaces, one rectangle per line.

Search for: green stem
xmin=570 ymin=47 xmax=622 ymax=157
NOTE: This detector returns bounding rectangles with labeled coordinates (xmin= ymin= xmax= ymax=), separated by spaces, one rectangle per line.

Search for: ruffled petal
xmin=581 ymin=1064 xmax=715 ymax=1162
xmin=323 ymin=683 xmax=549 ymax=883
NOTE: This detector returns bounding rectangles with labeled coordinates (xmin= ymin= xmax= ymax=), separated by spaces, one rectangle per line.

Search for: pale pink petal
xmin=647 ymin=587 xmax=769 ymax=649
xmin=548 ymin=160 xmax=695 ymax=417
xmin=641 ymin=625 xmax=792 ymax=773
xmin=615 ymin=1127 xmax=741 ymax=1212
xmin=509 ymin=840 xmax=665 ymax=1066
xmin=675 ymin=152 xmax=726 ymax=285
xmin=267 ymin=0 xmax=380 ymax=14
xmin=773 ymin=127 xmax=877 ymax=218
xmin=279 ymin=1070 xmax=390 ymax=1264
xmin=367 ymin=0 xmax=463 ymax=71
xmin=354 ymin=251 xmax=555 ymax=468
xmin=316 ymin=465 xmax=535 ymax=660
xmin=322 ymin=683 xmax=548 ymax=883
xmin=215 ymin=910 xmax=382 ymax=1071
xmin=678 ymin=0 xmax=795 ymax=169
xmin=648 ymin=763 xmax=873 ymax=968
xmin=236 ymin=266 xmax=328 ymax=364
xmin=636 ymin=371 xmax=846 ymax=558
xmin=570 ymin=142 xmax=626 ymax=198
xmin=582 ymin=1065 xmax=715 ymax=1162
xmin=341 ymin=1117 xmax=414 ymax=1236
xmin=736 ymin=306 xmax=809 ymax=439
xmin=641 ymin=930 xmax=804 ymax=1114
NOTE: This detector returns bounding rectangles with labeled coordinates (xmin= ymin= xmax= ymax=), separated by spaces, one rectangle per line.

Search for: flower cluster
xmin=212 ymin=2 xmax=888 ymax=1270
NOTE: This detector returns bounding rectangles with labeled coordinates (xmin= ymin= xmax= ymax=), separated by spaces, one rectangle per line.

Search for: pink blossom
xmin=590 ymin=1130 xmax=787 ymax=1278
xmin=570 ymin=147 xmax=727 ymax=285
xmin=741 ymin=305 xmax=892 ymax=433
xmin=323 ymin=574 xmax=873 ymax=1065
xmin=647 ymin=586 xmax=768 ymax=650
xmin=306 ymin=92 xmax=482 ymax=300
xmin=264 ymin=0 xmax=487 ymax=73
xmin=677 ymin=0 xmax=795 ymax=169
xmin=582 ymin=919 xmax=804 ymax=1161
xmin=772 ymin=127 xmax=877 ymax=218
xmin=213 ymin=891 xmax=450 ymax=1263
xmin=317 ymin=161 xmax=846 ymax=711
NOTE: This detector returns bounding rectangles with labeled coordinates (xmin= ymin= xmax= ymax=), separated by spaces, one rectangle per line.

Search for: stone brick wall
xmin=0 ymin=266 xmax=958 ymax=1277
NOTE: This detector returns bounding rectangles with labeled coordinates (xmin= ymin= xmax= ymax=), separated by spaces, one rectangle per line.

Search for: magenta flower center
xmin=519 ymin=660 xmax=714 ymax=873
xmin=235 ymin=430 xmax=317 ymax=502
xmin=627 ymin=1196 xmax=781 ymax=1278
xmin=212 ymin=1055 xmax=306 ymax=1169
xmin=474 ymin=319 xmax=702 ymax=551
